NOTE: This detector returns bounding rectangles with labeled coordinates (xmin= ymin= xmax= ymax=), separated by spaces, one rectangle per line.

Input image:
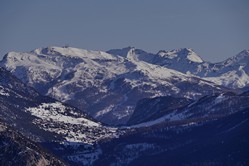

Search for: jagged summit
xmin=219 ymin=49 xmax=249 ymax=66
xmin=232 ymin=49 xmax=249 ymax=62
xmin=157 ymin=48 xmax=203 ymax=63
xmin=108 ymin=47 xmax=203 ymax=62
xmin=237 ymin=49 xmax=249 ymax=57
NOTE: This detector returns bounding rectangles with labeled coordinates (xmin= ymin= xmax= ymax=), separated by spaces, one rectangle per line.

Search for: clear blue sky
xmin=0 ymin=0 xmax=248 ymax=62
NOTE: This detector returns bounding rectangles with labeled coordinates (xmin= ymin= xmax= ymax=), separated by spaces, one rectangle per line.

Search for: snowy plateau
xmin=0 ymin=46 xmax=249 ymax=165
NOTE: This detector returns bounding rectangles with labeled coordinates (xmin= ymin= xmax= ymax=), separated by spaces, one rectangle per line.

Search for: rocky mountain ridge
xmin=0 ymin=49 xmax=249 ymax=165
xmin=0 ymin=46 xmax=235 ymax=125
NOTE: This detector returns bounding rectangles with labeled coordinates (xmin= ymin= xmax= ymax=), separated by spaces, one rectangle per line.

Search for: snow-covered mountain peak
xmin=238 ymin=49 xmax=249 ymax=55
xmin=220 ymin=49 xmax=249 ymax=67
xmin=235 ymin=49 xmax=249 ymax=59
xmin=33 ymin=46 xmax=67 ymax=55
xmin=156 ymin=48 xmax=203 ymax=63
xmin=32 ymin=46 xmax=116 ymax=60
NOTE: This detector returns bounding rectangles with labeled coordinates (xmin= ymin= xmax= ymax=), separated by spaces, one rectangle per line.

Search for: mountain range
xmin=0 ymin=46 xmax=249 ymax=165
xmin=1 ymin=46 xmax=244 ymax=125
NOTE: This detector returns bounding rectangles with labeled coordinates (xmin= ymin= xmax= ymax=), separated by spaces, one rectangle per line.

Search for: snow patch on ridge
xmin=187 ymin=52 xmax=203 ymax=63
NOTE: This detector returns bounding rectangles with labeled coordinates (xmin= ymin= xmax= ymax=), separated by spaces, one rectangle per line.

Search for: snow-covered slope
xmin=0 ymin=67 xmax=121 ymax=165
xmin=0 ymin=46 xmax=226 ymax=125
xmin=25 ymin=102 xmax=118 ymax=144
xmin=203 ymin=50 xmax=249 ymax=88
xmin=109 ymin=47 xmax=249 ymax=89
xmin=150 ymin=48 xmax=249 ymax=89
xmin=108 ymin=47 xmax=205 ymax=75
xmin=152 ymin=48 xmax=205 ymax=75
xmin=124 ymin=48 xmax=249 ymax=89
